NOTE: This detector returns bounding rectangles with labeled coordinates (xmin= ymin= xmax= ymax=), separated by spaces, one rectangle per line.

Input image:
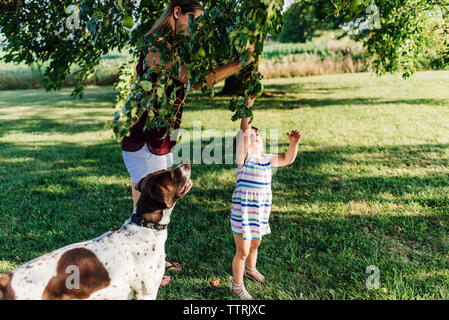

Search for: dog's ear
xmin=150 ymin=183 xmax=175 ymax=209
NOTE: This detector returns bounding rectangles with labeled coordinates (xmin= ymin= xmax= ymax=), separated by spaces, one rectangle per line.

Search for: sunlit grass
xmin=0 ymin=71 xmax=448 ymax=299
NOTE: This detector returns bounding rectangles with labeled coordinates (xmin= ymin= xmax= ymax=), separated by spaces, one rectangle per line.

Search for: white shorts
xmin=122 ymin=144 xmax=174 ymax=184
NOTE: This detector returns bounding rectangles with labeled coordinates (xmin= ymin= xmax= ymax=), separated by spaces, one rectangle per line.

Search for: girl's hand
xmin=246 ymin=95 xmax=257 ymax=108
xmin=286 ymin=130 xmax=301 ymax=144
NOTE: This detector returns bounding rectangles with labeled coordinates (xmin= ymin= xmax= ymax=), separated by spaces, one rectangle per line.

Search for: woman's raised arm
xmin=146 ymin=43 xmax=255 ymax=89
xmin=192 ymin=43 xmax=255 ymax=89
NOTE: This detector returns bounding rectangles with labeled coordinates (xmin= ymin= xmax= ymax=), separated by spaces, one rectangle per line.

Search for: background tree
xmin=0 ymin=0 xmax=167 ymax=98
xmin=0 ymin=0 xmax=448 ymax=99
xmin=334 ymin=0 xmax=449 ymax=78
xmin=274 ymin=0 xmax=347 ymax=43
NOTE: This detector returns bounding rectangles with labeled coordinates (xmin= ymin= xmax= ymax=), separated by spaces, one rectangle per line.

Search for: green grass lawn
xmin=0 ymin=71 xmax=448 ymax=299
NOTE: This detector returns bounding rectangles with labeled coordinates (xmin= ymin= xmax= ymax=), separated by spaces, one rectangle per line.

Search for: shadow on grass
xmin=186 ymin=92 xmax=448 ymax=111
xmin=0 ymin=118 xmax=108 ymax=137
xmin=0 ymin=82 xmax=448 ymax=297
xmin=0 ymin=87 xmax=116 ymax=109
xmin=0 ymin=136 xmax=448 ymax=264
xmin=159 ymin=210 xmax=449 ymax=299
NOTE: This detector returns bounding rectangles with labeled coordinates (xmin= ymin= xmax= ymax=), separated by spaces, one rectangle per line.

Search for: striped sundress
xmin=230 ymin=153 xmax=272 ymax=240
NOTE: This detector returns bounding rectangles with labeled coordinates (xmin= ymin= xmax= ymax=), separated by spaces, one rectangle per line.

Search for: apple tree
xmin=0 ymin=0 xmax=167 ymax=98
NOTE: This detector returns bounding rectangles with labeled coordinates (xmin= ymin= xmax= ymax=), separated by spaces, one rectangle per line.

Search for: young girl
xmin=230 ymin=96 xmax=302 ymax=300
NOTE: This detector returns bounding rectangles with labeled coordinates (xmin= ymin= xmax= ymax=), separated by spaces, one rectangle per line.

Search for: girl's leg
xmin=244 ymin=239 xmax=266 ymax=283
xmin=232 ymin=233 xmax=251 ymax=290
xmin=246 ymin=239 xmax=261 ymax=270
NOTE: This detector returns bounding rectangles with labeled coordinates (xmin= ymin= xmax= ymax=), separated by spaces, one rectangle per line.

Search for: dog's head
xmin=134 ymin=163 xmax=192 ymax=223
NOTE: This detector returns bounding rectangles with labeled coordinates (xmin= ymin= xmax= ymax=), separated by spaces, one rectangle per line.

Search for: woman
xmin=122 ymin=0 xmax=255 ymax=286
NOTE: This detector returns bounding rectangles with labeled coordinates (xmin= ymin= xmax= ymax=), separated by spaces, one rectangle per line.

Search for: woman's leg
xmin=232 ymin=233 xmax=251 ymax=287
xmin=131 ymin=182 xmax=140 ymax=208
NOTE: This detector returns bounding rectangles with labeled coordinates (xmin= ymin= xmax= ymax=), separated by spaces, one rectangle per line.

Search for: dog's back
xmin=2 ymin=220 xmax=168 ymax=300
xmin=4 ymin=226 xmax=131 ymax=300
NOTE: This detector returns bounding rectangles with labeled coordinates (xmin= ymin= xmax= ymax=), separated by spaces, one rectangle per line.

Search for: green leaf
xmin=140 ymin=80 xmax=153 ymax=91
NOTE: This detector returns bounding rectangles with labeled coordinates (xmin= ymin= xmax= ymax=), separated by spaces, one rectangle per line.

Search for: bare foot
xmin=159 ymin=275 xmax=173 ymax=288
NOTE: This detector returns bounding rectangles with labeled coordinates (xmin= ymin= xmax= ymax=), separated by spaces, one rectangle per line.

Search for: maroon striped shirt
xmin=121 ymin=50 xmax=185 ymax=155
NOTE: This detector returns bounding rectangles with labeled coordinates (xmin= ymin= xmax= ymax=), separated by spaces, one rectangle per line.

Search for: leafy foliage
xmin=334 ymin=0 xmax=449 ymax=78
xmin=274 ymin=0 xmax=348 ymax=43
xmin=1 ymin=0 xmax=447 ymax=129
xmin=0 ymin=0 xmax=167 ymax=98
xmin=109 ymin=0 xmax=284 ymax=140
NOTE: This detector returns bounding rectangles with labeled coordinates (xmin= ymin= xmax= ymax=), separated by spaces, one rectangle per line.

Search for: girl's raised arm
xmin=271 ymin=130 xmax=301 ymax=168
xmin=235 ymin=96 xmax=256 ymax=168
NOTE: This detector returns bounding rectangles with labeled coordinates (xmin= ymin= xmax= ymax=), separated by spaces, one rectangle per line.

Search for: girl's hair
xmin=233 ymin=126 xmax=263 ymax=152
xmin=251 ymin=126 xmax=260 ymax=134
xmin=145 ymin=0 xmax=204 ymax=38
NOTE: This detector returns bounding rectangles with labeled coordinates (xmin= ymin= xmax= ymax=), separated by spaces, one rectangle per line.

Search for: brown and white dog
xmin=0 ymin=163 xmax=192 ymax=300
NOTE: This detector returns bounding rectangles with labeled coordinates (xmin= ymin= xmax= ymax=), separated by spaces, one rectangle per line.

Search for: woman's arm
xmin=145 ymin=46 xmax=179 ymax=74
xmin=193 ymin=43 xmax=255 ymax=89
xmin=146 ymin=43 xmax=254 ymax=89
xmin=235 ymin=96 xmax=256 ymax=168
xmin=271 ymin=130 xmax=302 ymax=168
xmin=192 ymin=59 xmax=246 ymax=90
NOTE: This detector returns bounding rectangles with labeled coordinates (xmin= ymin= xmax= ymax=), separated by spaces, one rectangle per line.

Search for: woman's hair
xmin=145 ymin=0 xmax=204 ymax=38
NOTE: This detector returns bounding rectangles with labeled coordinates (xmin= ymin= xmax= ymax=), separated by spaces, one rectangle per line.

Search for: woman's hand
xmin=286 ymin=130 xmax=302 ymax=145
xmin=195 ymin=42 xmax=256 ymax=89
xmin=246 ymin=95 xmax=257 ymax=108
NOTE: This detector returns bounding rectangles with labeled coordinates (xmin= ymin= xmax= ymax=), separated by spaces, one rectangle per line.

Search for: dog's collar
xmin=131 ymin=214 xmax=168 ymax=231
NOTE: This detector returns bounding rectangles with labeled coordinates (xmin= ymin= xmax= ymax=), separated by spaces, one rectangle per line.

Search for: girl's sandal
xmin=230 ymin=281 xmax=254 ymax=300
xmin=244 ymin=265 xmax=266 ymax=284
